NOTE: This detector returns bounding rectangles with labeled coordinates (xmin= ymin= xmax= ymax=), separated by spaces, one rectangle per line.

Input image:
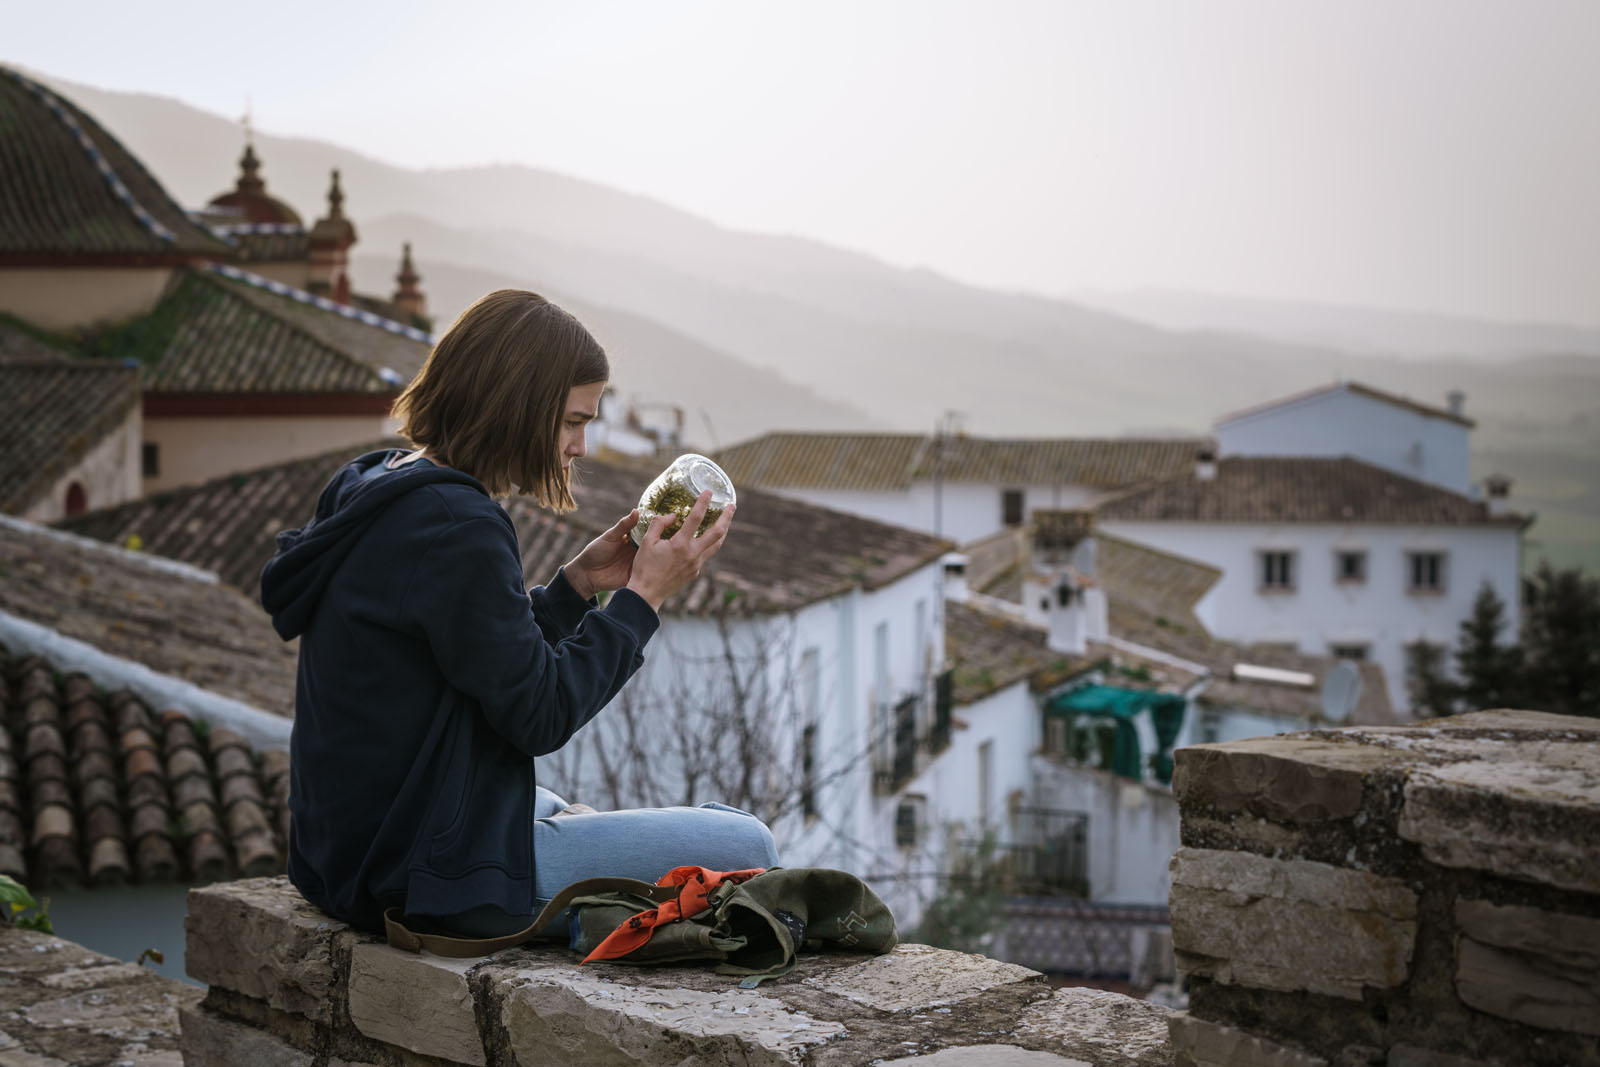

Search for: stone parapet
xmin=181 ymin=876 xmax=1175 ymax=1066
xmin=1166 ymin=709 xmax=1600 ymax=1067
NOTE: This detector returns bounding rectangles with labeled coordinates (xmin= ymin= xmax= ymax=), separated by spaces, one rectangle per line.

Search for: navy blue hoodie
xmin=260 ymin=449 xmax=659 ymax=931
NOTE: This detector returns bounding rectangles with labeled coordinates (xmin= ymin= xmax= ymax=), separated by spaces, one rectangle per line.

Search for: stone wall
xmin=180 ymin=877 xmax=1175 ymax=1066
xmin=1164 ymin=709 xmax=1600 ymax=1067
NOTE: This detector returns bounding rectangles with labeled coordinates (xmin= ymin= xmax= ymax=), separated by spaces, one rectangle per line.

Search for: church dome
xmin=207 ymin=143 xmax=302 ymax=226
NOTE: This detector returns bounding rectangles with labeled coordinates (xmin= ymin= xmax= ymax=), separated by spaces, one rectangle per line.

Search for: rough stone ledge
xmin=0 ymin=926 xmax=199 ymax=1067
xmin=181 ymin=876 xmax=1177 ymax=1066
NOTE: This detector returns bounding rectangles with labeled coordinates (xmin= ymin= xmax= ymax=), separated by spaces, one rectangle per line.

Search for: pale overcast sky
xmin=6 ymin=0 xmax=1598 ymax=326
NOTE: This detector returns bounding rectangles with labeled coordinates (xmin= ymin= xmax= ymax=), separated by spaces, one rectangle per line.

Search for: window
xmin=1329 ymin=643 xmax=1369 ymax=661
xmin=1001 ymin=489 xmax=1025 ymax=527
xmin=1045 ymin=717 xmax=1068 ymax=756
xmin=1407 ymin=552 xmax=1447 ymax=594
xmin=895 ymin=795 xmax=926 ymax=849
xmin=1259 ymin=550 xmax=1296 ymax=592
xmin=798 ymin=647 xmax=819 ymax=817
xmin=141 ymin=443 xmax=160 ymax=478
xmin=1335 ymin=550 xmax=1367 ymax=585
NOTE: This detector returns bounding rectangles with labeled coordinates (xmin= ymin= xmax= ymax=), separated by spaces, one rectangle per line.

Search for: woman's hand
xmin=625 ymin=490 xmax=735 ymax=612
xmin=564 ymin=509 xmax=642 ymax=600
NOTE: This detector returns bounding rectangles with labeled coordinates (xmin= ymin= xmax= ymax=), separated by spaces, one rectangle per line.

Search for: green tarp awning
xmin=1044 ymin=685 xmax=1186 ymax=783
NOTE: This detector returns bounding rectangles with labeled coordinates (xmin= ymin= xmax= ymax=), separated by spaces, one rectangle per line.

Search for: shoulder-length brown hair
xmin=392 ymin=290 xmax=607 ymax=508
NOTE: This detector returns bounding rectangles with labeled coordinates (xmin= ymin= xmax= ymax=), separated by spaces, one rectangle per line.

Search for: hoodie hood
xmin=260 ymin=450 xmax=487 ymax=640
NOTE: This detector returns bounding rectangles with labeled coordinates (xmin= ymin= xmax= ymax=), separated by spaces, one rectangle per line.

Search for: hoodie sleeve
xmin=528 ymin=567 xmax=597 ymax=642
xmin=401 ymin=512 xmax=660 ymax=758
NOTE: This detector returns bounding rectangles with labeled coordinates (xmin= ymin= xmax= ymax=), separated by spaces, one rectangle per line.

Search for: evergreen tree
xmin=1453 ymin=581 xmax=1524 ymax=712
xmin=1521 ymin=562 xmax=1600 ymax=718
xmin=1404 ymin=639 xmax=1458 ymax=719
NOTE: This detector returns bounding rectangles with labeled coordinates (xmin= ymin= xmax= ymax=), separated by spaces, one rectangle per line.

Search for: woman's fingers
xmin=681 ymin=489 xmax=713 ymax=538
xmin=612 ymin=508 xmax=639 ymax=537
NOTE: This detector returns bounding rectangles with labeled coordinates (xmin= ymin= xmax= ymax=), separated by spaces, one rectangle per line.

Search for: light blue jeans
xmin=421 ymin=787 xmax=779 ymax=939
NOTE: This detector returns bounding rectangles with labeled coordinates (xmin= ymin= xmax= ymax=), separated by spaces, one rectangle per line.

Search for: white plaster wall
xmin=21 ymin=407 xmax=141 ymax=523
xmin=537 ymin=561 xmax=947 ymax=913
xmin=765 ymin=482 xmax=1097 ymax=545
xmin=0 ymin=267 xmax=174 ymax=331
xmin=1097 ymin=520 xmax=1522 ymax=713
xmin=1217 ymin=387 xmax=1473 ymax=494
xmin=144 ymin=413 xmax=397 ymax=492
xmin=1028 ymin=755 xmax=1180 ymax=906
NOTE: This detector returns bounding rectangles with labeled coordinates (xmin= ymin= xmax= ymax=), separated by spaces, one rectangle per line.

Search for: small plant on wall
xmin=0 ymin=874 xmax=54 ymax=934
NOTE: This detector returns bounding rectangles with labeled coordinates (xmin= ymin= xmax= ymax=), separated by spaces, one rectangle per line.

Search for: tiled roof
xmin=63 ymin=445 xmax=952 ymax=616
xmin=0 ymin=360 xmax=139 ymax=514
xmin=0 ymin=316 xmax=76 ymax=363
xmin=715 ymin=433 xmax=928 ymax=490
xmin=1092 ymin=457 xmax=1525 ymax=527
xmin=0 ymin=518 xmax=296 ymax=716
xmin=909 ymin=437 xmax=1211 ymax=487
xmin=0 ymin=67 xmax=229 ymax=259
xmin=1216 ymin=380 xmax=1475 ymax=429
xmin=1094 ymin=533 xmax=1220 ymax=636
xmin=61 ymin=440 xmax=406 ymax=592
xmin=99 ymin=268 xmax=416 ymax=394
xmin=229 ymin=228 xmax=310 ymax=263
xmin=715 ymin=433 xmax=1210 ymax=492
xmin=944 ymin=601 xmax=1091 ymax=706
xmin=0 ymin=645 xmax=287 ymax=888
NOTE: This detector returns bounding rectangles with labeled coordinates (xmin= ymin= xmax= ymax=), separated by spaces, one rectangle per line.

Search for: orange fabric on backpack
xmin=581 ymin=865 xmax=766 ymax=964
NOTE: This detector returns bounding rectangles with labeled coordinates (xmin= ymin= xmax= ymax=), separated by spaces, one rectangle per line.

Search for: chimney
xmin=1195 ymin=447 xmax=1217 ymax=481
xmin=941 ymin=553 xmax=969 ymax=604
xmin=1484 ymin=473 xmax=1512 ymax=517
xmin=1446 ymin=390 xmax=1466 ymax=418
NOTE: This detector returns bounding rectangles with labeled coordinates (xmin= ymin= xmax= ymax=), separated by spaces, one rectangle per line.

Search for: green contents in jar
xmin=637 ymin=475 xmax=724 ymax=541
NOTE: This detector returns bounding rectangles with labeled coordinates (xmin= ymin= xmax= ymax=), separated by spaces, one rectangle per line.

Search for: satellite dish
xmin=1320 ymin=661 xmax=1363 ymax=724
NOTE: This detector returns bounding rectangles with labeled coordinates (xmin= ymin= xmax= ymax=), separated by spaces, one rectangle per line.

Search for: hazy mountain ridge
xmin=31 ymin=70 xmax=1600 ymax=572
xmin=1075 ymin=288 xmax=1600 ymax=361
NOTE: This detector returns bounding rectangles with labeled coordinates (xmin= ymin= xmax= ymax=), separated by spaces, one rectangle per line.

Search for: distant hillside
xmin=1075 ymin=288 xmax=1600 ymax=361
xmin=32 ymin=70 xmax=1600 ymax=573
xmin=350 ymin=251 xmax=879 ymax=448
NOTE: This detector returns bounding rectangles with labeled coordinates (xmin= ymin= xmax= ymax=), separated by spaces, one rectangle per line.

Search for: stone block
xmin=177 ymin=1004 xmax=312 ymax=1067
xmin=184 ymin=876 xmax=352 ymax=1023
xmin=803 ymin=943 xmax=1039 ymax=1011
xmin=1174 ymin=738 xmax=1390 ymax=824
xmin=1169 ymin=847 xmax=1416 ymax=1000
xmin=1398 ymin=756 xmax=1600 ymax=894
xmin=876 ymin=1047 xmax=1091 ymax=1066
xmin=346 ymin=943 xmax=485 ymax=1065
xmin=1169 ymin=1013 xmax=1328 ymax=1067
xmin=500 ymin=965 xmax=846 ymax=1066
xmin=1454 ymin=899 xmax=1600 ymax=1037
xmin=1385 ymin=1046 xmax=1498 ymax=1067
xmin=1015 ymin=986 xmax=1173 ymax=1067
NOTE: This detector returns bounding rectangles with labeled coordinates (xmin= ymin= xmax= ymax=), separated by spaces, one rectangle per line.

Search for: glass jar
xmin=629 ymin=453 xmax=737 ymax=545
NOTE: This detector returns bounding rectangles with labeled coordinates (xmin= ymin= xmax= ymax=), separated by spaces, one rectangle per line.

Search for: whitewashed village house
xmin=713 ymin=434 xmax=1208 ymax=544
xmin=1094 ymin=382 xmax=1528 ymax=711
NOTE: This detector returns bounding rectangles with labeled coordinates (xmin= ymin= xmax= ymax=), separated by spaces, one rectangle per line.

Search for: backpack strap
xmin=384 ymin=876 xmax=681 ymax=958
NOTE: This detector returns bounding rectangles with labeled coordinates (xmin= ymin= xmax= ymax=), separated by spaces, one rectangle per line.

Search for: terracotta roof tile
xmin=0 ymin=645 xmax=287 ymax=888
xmin=0 ymin=68 xmax=229 ymax=258
xmin=1093 ymin=456 xmax=1524 ymax=527
xmin=99 ymin=268 xmax=398 ymax=395
xmin=0 ymin=317 xmax=77 ymax=363
xmin=0 ymin=517 xmax=297 ymax=716
xmin=715 ymin=432 xmax=1210 ymax=491
xmin=0 ymin=360 xmax=139 ymax=514
xmin=943 ymin=601 xmax=1093 ymax=707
